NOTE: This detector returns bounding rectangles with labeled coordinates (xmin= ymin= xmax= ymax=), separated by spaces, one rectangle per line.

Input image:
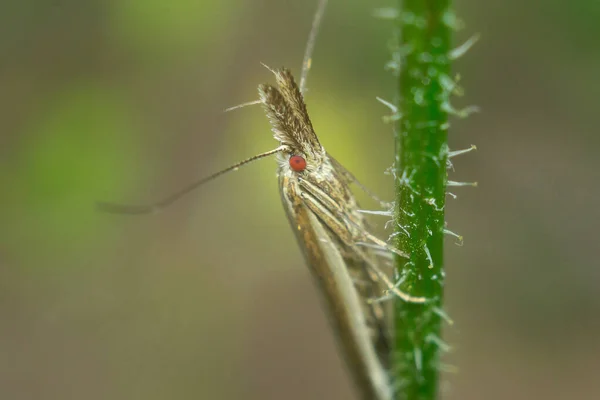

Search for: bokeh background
xmin=1 ymin=0 xmax=598 ymax=399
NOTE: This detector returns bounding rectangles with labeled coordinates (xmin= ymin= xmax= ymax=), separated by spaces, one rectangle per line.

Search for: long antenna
xmin=97 ymin=146 xmax=285 ymax=215
xmin=299 ymin=0 xmax=329 ymax=94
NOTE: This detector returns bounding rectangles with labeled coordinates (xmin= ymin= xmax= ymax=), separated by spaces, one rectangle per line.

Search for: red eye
xmin=289 ymin=155 xmax=307 ymax=172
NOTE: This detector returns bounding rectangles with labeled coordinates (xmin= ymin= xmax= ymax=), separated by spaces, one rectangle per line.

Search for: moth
xmin=98 ymin=1 xmax=425 ymax=399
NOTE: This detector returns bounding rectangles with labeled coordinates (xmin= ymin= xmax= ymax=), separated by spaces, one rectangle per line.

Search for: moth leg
xmin=298 ymin=177 xmax=409 ymax=259
xmin=366 ymin=272 xmax=407 ymax=304
xmin=355 ymin=242 xmax=394 ymax=261
xmin=367 ymin=293 xmax=395 ymax=304
xmin=330 ymin=214 xmax=427 ymax=303
xmin=327 ymin=154 xmax=393 ymax=209
xmin=367 ymin=267 xmax=407 ymax=302
xmin=299 ymin=191 xmax=425 ymax=304
xmin=335 ymin=207 xmax=410 ymax=259
xmin=360 ymin=229 xmax=409 ymax=259
xmin=353 ymin=246 xmax=426 ymax=304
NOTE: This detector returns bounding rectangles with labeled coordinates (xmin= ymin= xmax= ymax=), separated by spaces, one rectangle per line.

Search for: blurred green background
xmin=1 ymin=0 xmax=599 ymax=399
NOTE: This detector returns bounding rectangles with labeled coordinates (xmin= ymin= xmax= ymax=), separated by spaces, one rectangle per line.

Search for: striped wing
xmin=279 ymin=174 xmax=392 ymax=400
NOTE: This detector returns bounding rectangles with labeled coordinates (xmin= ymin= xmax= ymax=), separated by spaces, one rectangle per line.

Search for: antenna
xmin=97 ymin=146 xmax=285 ymax=215
xmin=299 ymin=0 xmax=329 ymax=94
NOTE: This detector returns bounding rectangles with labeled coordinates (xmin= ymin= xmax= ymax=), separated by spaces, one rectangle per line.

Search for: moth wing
xmin=279 ymin=175 xmax=392 ymax=400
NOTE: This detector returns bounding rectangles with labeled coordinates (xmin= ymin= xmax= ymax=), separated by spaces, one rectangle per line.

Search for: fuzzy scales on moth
xmin=259 ymin=67 xmax=403 ymax=400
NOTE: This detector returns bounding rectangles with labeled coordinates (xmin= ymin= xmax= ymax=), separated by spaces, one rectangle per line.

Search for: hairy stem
xmin=393 ymin=1 xmax=453 ymax=399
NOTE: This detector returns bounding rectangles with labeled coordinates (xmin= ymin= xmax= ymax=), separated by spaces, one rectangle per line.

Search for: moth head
xmin=277 ymin=145 xmax=330 ymax=179
xmin=258 ymin=68 xmax=326 ymax=175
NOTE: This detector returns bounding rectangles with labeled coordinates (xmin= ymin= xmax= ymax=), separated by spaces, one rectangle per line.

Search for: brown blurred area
xmin=1 ymin=0 xmax=599 ymax=399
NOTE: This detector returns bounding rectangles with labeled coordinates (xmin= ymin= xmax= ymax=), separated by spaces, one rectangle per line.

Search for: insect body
xmin=261 ymin=68 xmax=395 ymax=399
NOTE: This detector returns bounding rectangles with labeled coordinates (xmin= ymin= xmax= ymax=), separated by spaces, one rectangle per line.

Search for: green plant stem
xmin=393 ymin=1 xmax=452 ymax=399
